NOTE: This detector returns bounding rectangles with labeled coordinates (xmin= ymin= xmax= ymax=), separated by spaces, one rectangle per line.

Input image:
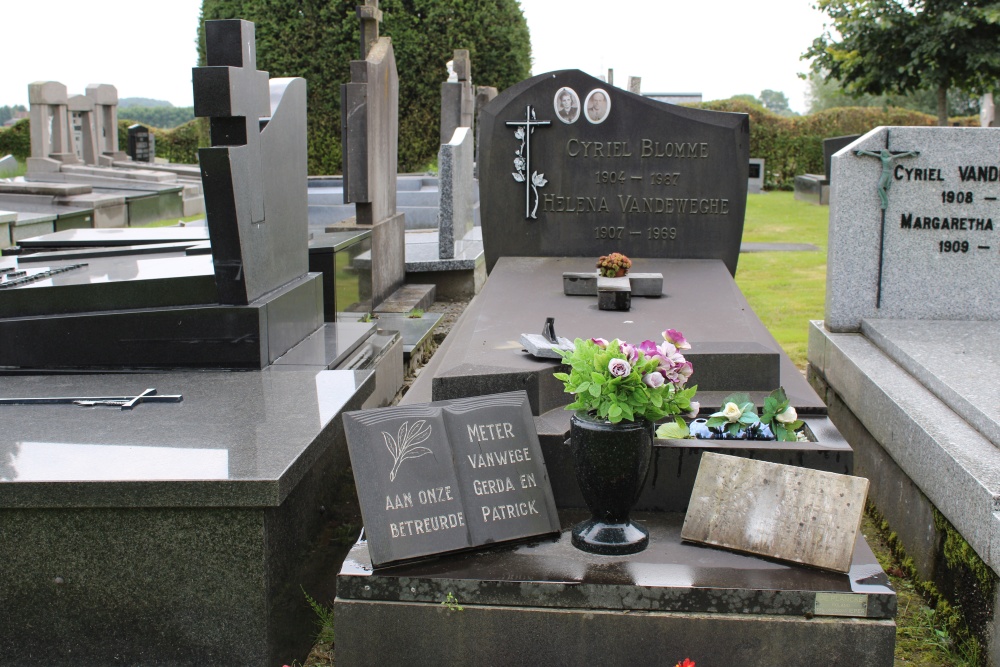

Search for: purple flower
xmin=620 ymin=342 xmax=638 ymax=364
xmin=637 ymin=340 xmax=660 ymax=357
xmin=662 ymin=329 xmax=691 ymax=350
xmin=590 ymin=337 xmax=609 ymax=348
xmin=608 ymin=358 xmax=631 ymax=378
xmin=642 ymin=372 xmax=665 ymax=388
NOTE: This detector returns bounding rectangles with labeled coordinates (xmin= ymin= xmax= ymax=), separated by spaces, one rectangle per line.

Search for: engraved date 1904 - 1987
xmin=595 ymin=171 xmax=680 ymax=185
xmin=595 ymin=226 xmax=677 ymax=240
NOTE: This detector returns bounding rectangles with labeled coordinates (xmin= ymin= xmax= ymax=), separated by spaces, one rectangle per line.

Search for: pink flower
xmin=662 ymin=328 xmax=691 ymax=350
xmin=591 ymin=337 xmax=608 ymax=348
xmin=620 ymin=342 xmax=638 ymax=363
xmin=637 ymin=340 xmax=660 ymax=357
xmin=642 ymin=372 xmax=665 ymax=388
xmin=608 ymin=358 xmax=631 ymax=378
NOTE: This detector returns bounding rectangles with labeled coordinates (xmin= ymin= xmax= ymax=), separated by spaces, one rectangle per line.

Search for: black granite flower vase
xmin=569 ymin=411 xmax=653 ymax=555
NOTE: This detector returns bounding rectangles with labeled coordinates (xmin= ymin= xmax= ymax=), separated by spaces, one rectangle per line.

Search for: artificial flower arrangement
xmin=704 ymin=387 xmax=805 ymax=441
xmin=554 ymin=328 xmax=698 ymax=425
xmin=596 ymin=252 xmax=632 ymax=277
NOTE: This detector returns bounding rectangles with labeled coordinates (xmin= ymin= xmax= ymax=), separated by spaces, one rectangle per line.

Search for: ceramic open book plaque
xmin=342 ymin=391 xmax=560 ymax=567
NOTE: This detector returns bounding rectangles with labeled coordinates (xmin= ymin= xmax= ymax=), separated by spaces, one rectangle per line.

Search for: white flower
xmin=685 ymin=402 xmax=700 ymax=419
xmin=608 ymin=358 xmax=631 ymax=378
xmin=721 ymin=402 xmax=742 ymax=423
xmin=642 ymin=372 xmax=664 ymax=388
xmin=776 ymin=406 xmax=798 ymax=424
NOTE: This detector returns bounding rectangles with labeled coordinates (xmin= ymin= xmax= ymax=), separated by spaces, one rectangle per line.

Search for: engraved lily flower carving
xmin=383 ymin=420 xmax=433 ymax=482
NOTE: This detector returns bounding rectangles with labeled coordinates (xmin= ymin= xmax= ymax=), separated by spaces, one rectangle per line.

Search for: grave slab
xmin=405 ymin=257 xmax=821 ymax=415
xmin=335 ymin=510 xmax=895 ymax=666
xmin=682 ymin=452 xmax=868 ymax=572
xmin=0 ymin=368 xmax=374 ymax=667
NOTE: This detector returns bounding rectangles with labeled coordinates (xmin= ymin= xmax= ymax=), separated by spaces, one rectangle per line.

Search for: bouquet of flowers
xmin=555 ymin=329 xmax=698 ymax=424
xmin=706 ymin=387 xmax=805 ymax=441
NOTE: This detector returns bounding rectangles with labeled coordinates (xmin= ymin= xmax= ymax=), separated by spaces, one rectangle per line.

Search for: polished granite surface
xmin=0 ymin=368 xmax=372 ymax=506
xmin=17 ymin=227 xmax=210 ymax=247
xmin=339 ymin=510 xmax=894 ymax=619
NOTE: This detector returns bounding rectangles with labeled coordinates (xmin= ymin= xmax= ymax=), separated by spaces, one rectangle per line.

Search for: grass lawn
xmin=736 ymin=191 xmax=829 ymax=368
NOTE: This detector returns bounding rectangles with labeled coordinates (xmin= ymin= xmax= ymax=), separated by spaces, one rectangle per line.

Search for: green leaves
xmin=656 ymin=418 xmax=690 ymax=440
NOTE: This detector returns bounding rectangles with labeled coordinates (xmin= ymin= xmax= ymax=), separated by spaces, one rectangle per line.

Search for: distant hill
xmin=119 ymin=97 xmax=173 ymax=108
xmin=119 ymin=106 xmax=195 ymax=129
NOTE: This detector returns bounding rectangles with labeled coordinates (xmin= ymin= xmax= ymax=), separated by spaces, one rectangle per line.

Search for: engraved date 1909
xmin=594 ymin=226 xmax=677 ymax=240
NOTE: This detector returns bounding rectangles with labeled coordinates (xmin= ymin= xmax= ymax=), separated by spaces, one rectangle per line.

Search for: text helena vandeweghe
xmin=887 ymin=162 xmax=1000 ymax=255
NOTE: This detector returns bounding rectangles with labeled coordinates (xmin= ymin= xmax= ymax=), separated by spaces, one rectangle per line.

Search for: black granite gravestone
xmin=127 ymin=124 xmax=152 ymax=162
xmin=824 ymin=134 xmax=861 ymax=181
xmin=478 ymin=70 xmax=749 ymax=275
xmin=0 ymin=19 xmax=318 ymax=370
xmin=343 ymin=390 xmax=560 ymax=566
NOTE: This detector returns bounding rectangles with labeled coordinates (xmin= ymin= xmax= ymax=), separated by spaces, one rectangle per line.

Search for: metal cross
xmin=506 ymin=105 xmax=551 ymax=219
xmin=193 ymin=19 xmax=270 ymax=223
xmin=0 ymin=388 xmax=183 ymax=410
xmin=358 ymin=0 xmax=383 ymax=60
xmin=854 ymin=140 xmax=920 ymax=308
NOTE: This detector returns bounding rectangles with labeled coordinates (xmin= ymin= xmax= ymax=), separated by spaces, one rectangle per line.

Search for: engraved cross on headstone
xmin=193 ymin=20 xmax=270 ymax=223
xmin=506 ymin=105 xmax=550 ymax=219
xmin=358 ymin=0 xmax=383 ymax=60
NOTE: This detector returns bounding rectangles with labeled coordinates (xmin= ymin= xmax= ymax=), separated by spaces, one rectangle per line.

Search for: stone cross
xmin=358 ymin=0 xmax=383 ymax=60
xmin=193 ymin=20 xmax=270 ymax=223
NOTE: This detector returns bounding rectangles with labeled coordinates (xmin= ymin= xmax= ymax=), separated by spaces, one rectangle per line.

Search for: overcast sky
xmin=1 ymin=0 xmax=829 ymax=113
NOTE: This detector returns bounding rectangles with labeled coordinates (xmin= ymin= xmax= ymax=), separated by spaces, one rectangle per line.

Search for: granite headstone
xmin=127 ymin=124 xmax=152 ymax=162
xmin=826 ymin=126 xmax=1000 ymax=331
xmin=748 ymin=158 xmax=764 ymax=194
xmin=438 ymin=126 xmax=474 ymax=259
xmin=342 ymin=390 xmax=560 ymax=567
xmin=823 ymin=135 xmax=860 ymax=181
xmin=478 ymin=70 xmax=749 ymax=274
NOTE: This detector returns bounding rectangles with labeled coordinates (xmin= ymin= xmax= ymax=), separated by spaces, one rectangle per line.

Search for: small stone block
xmin=598 ymin=290 xmax=631 ymax=311
xmin=628 ymin=272 xmax=663 ymax=297
xmin=682 ymin=452 xmax=869 ymax=573
xmin=563 ymin=272 xmax=597 ymax=296
xmin=596 ymin=276 xmax=630 ymax=291
xmin=519 ymin=333 xmax=574 ymax=359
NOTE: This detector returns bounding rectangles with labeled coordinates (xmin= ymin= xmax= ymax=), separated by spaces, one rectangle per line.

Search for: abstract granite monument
xmin=0 ymin=20 xmax=399 ymax=666
xmin=809 ymin=126 xmax=1000 ymax=659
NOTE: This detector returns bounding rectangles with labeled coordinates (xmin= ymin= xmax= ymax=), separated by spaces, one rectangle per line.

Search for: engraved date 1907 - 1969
xmin=595 ymin=226 xmax=677 ymax=240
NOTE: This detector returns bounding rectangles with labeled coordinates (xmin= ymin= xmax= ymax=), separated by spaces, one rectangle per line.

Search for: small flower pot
xmin=569 ymin=411 xmax=652 ymax=555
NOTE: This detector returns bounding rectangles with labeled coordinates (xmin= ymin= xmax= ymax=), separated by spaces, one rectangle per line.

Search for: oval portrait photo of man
xmin=585 ymin=89 xmax=611 ymax=124
xmin=553 ymin=87 xmax=581 ymax=124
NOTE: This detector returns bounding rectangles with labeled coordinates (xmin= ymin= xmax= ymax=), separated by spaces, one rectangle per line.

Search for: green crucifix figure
xmin=853 ymin=146 xmax=919 ymax=309
xmin=854 ymin=148 xmax=920 ymax=209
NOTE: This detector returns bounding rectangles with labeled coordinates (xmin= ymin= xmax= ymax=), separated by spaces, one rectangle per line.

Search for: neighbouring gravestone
xmin=824 ymin=135 xmax=860 ymax=181
xmin=826 ymin=127 xmax=1000 ymax=332
xmin=341 ymin=0 xmax=406 ymax=307
xmin=441 ymin=49 xmax=475 ymax=145
xmin=438 ymin=126 xmax=474 ymax=259
xmin=69 ymin=95 xmax=98 ymax=164
xmin=748 ymin=158 xmax=764 ymax=194
xmin=682 ymin=453 xmax=869 ymax=573
xmin=127 ymin=124 xmax=152 ymax=162
xmin=28 ymin=81 xmax=77 ymax=165
xmin=627 ymin=76 xmax=641 ymax=94
xmin=0 ymin=154 xmax=17 ymax=177
xmin=342 ymin=390 xmax=560 ymax=567
xmin=86 ymin=83 xmax=126 ymax=164
xmin=478 ymin=70 xmax=749 ymax=275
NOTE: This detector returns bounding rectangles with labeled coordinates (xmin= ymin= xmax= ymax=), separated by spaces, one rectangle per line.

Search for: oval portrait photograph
xmin=585 ymin=89 xmax=611 ymax=124
xmin=553 ymin=87 xmax=581 ymax=124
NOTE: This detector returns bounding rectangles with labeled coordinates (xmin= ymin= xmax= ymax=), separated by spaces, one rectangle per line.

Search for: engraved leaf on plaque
xmin=383 ymin=420 xmax=434 ymax=481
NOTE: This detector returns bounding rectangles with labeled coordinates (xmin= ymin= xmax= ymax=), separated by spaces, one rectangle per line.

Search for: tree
xmin=803 ymin=0 xmax=1000 ymax=125
xmin=197 ymin=0 xmax=531 ymax=174
xmin=0 ymin=105 xmax=26 ymax=126
xmin=759 ymin=89 xmax=794 ymax=116
xmin=805 ymin=70 xmax=980 ymax=116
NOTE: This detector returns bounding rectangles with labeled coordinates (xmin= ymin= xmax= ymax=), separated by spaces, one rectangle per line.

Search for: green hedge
xmin=698 ymin=100 xmax=978 ymax=190
xmin=0 ymin=119 xmax=31 ymax=161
